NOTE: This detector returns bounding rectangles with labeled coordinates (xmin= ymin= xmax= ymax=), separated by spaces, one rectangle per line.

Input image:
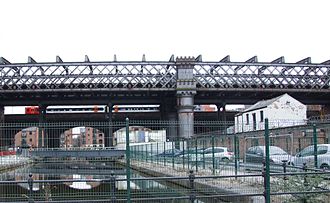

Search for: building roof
xmin=22 ymin=127 xmax=37 ymax=132
xmin=242 ymin=93 xmax=289 ymax=113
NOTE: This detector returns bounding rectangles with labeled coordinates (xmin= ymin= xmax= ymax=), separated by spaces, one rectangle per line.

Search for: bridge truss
xmin=1 ymin=55 xmax=330 ymax=105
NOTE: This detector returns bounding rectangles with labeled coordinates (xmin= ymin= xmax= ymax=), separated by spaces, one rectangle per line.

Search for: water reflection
xmin=0 ymin=161 xmax=208 ymax=202
xmin=64 ymin=174 xmax=100 ymax=190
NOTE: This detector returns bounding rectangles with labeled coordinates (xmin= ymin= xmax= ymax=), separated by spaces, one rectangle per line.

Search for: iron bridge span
xmin=1 ymin=55 xmax=330 ymax=105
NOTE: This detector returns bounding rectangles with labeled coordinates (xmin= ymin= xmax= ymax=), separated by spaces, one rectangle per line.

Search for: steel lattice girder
xmin=1 ymin=57 xmax=330 ymax=93
xmin=194 ymin=62 xmax=330 ymax=90
xmin=0 ymin=62 xmax=177 ymax=91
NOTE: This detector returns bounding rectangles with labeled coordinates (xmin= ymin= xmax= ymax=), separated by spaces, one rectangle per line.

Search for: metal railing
xmin=1 ymin=119 xmax=330 ymax=202
xmin=1 ymin=165 xmax=329 ymax=202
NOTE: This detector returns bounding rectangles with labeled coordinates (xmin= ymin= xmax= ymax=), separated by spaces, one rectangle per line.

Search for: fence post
xmin=139 ymin=145 xmax=142 ymax=161
xmin=188 ymin=170 xmax=196 ymax=203
xmin=28 ymin=173 xmax=34 ymax=203
xmin=110 ymin=172 xmax=116 ymax=203
xmin=262 ymin=161 xmax=266 ymax=199
xmin=313 ymin=124 xmax=318 ymax=168
xmin=172 ymin=141 xmax=175 ymax=169
xmin=187 ymin=139 xmax=190 ymax=169
xmin=145 ymin=144 xmax=148 ymax=163
xmin=303 ymin=163 xmax=308 ymax=187
xmin=212 ymin=136 xmax=215 ymax=175
xmin=282 ymin=160 xmax=288 ymax=180
xmin=264 ymin=118 xmax=270 ymax=203
xmin=150 ymin=142 xmax=153 ymax=163
xmin=234 ymin=135 xmax=239 ymax=178
xmin=132 ymin=145 xmax=135 ymax=159
xmin=195 ymin=137 xmax=198 ymax=172
xmin=156 ymin=142 xmax=159 ymax=164
xmin=163 ymin=141 xmax=166 ymax=166
xmin=182 ymin=139 xmax=185 ymax=169
xmin=202 ymin=138 xmax=205 ymax=169
xmin=125 ymin=118 xmax=131 ymax=203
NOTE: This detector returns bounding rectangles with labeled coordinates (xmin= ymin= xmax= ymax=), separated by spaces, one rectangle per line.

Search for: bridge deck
xmin=31 ymin=148 xmax=125 ymax=159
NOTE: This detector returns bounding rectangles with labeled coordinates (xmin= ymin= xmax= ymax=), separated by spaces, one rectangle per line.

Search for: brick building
xmin=14 ymin=127 xmax=45 ymax=148
xmin=60 ymin=127 xmax=104 ymax=148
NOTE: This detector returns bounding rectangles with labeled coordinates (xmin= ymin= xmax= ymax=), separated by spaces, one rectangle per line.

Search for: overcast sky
xmin=1 ymin=0 xmax=330 ymax=63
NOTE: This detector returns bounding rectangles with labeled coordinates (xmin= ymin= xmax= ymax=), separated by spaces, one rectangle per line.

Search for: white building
xmin=235 ymin=93 xmax=307 ymax=133
xmin=113 ymin=126 xmax=166 ymax=149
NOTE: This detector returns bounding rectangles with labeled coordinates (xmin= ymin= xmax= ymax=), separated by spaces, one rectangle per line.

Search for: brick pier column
xmin=176 ymin=57 xmax=196 ymax=139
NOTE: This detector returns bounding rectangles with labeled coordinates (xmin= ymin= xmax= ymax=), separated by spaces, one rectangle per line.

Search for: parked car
xmin=179 ymin=148 xmax=205 ymax=161
xmin=245 ymin=146 xmax=293 ymax=165
xmin=292 ymin=144 xmax=330 ymax=169
xmin=155 ymin=149 xmax=182 ymax=157
xmin=202 ymin=147 xmax=234 ymax=161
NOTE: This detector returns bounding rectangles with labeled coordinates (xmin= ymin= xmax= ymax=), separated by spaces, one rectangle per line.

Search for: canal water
xmin=0 ymin=161 xmax=221 ymax=202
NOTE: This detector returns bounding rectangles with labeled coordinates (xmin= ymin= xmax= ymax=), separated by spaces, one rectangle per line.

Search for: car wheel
xmin=221 ymin=157 xmax=229 ymax=162
xmin=287 ymin=162 xmax=294 ymax=166
xmin=320 ymin=164 xmax=330 ymax=170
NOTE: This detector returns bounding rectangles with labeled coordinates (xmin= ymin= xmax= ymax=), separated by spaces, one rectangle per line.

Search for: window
xmin=203 ymin=149 xmax=211 ymax=154
xmin=247 ymin=147 xmax=256 ymax=154
xmin=260 ymin=111 xmax=264 ymax=122
xmin=246 ymin=114 xmax=249 ymax=125
xmin=300 ymin=146 xmax=314 ymax=157
xmin=214 ymin=148 xmax=224 ymax=153
xmin=204 ymin=148 xmax=225 ymax=154
xmin=252 ymin=113 xmax=256 ymax=130
xmin=255 ymin=147 xmax=264 ymax=156
xmin=317 ymin=146 xmax=328 ymax=155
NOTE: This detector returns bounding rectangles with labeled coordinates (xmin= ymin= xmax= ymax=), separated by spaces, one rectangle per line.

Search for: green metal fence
xmin=0 ymin=119 xmax=330 ymax=202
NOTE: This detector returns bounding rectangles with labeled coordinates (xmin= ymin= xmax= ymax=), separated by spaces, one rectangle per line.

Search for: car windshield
xmin=164 ymin=149 xmax=181 ymax=154
xmin=269 ymin=146 xmax=288 ymax=155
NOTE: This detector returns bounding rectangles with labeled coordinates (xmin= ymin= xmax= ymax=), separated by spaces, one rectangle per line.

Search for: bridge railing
xmin=1 ymin=168 xmax=329 ymax=202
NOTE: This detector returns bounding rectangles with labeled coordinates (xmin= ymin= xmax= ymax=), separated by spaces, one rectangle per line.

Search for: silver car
xmin=245 ymin=146 xmax=293 ymax=165
xmin=202 ymin=147 xmax=234 ymax=161
xmin=180 ymin=147 xmax=234 ymax=162
xmin=293 ymin=144 xmax=330 ymax=169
